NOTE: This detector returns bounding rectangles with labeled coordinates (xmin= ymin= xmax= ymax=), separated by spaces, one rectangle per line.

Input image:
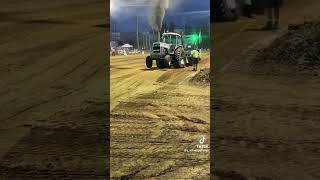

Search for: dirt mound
xmin=190 ymin=68 xmax=210 ymax=85
xmin=251 ymin=21 xmax=320 ymax=76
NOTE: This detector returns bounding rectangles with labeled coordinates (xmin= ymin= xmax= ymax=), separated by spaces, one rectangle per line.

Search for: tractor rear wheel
xmin=146 ymin=56 xmax=152 ymax=68
xmin=174 ymin=47 xmax=186 ymax=68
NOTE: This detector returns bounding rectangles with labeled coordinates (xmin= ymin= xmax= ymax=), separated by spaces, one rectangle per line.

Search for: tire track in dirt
xmin=0 ymin=1 xmax=107 ymax=179
xmin=213 ymin=135 xmax=320 ymax=153
xmin=4 ymin=45 xmax=87 ymax=87
xmin=2 ymin=90 xmax=75 ymax=122
xmin=80 ymin=64 xmax=105 ymax=84
xmin=55 ymin=58 xmax=90 ymax=81
xmin=0 ymin=99 xmax=108 ymax=179
xmin=0 ymin=32 xmax=97 ymax=94
xmin=111 ymin=82 xmax=210 ymax=179
xmin=0 ymin=32 xmax=105 ymax=123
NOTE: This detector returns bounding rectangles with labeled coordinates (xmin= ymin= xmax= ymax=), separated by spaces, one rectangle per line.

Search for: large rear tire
xmin=146 ymin=56 xmax=152 ymax=68
xmin=174 ymin=47 xmax=186 ymax=68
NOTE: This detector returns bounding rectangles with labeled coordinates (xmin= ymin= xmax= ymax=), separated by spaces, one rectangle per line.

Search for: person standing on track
xmin=191 ymin=49 xmax=200 ymax=71
xmin=244 ymin=0 xmax=254 ymax=18
xmin=262 ymin=0 xmax=283 ymax=30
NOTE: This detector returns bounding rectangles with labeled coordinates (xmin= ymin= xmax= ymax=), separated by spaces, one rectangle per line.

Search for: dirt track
xmin=0 ymin=1 xmax=108 ymax=179
xmin=110 ymin=53 xmax=210 ymax=179
xmin=213 ymin=0 xmax=320 ymax=179
xmin=1 ymin=0 xmax=319 ymax=179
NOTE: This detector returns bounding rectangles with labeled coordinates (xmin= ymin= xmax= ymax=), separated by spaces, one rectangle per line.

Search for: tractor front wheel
xmin=164 ymin=55 xmax=171 ymax=68
xmin=146 ymin=56 xmax=152 ymax=68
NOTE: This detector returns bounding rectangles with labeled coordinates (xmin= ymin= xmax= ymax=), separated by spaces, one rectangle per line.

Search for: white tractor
xmin=146 ymin=32 xmax=192 ymax=69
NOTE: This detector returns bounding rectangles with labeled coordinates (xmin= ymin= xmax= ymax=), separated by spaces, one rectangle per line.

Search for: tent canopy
xmin=121 ymin=44 xmax=133 ymax=48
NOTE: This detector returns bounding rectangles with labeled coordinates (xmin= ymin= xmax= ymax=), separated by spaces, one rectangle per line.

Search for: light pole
xmin=136 ymin=15 xmax=140 ymax=49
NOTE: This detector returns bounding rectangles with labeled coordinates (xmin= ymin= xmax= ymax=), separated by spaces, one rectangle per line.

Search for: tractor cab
xmin=160 ymin=33 xmax=184 ymax=54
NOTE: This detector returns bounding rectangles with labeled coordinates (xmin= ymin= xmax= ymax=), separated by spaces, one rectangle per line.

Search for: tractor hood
xmin=153 ymin=42 xmax=171 ymax=49
xmin=152 ymin=42 xmax=171 ymax=53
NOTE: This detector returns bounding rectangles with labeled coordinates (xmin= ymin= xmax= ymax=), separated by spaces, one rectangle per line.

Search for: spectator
xmin=262 ymin=0 xmax=283 ymax=30
xmin=191 ymin=49 xmax=200 ymax=71
xmin=244 ymin=0 xmax=254 ymax=18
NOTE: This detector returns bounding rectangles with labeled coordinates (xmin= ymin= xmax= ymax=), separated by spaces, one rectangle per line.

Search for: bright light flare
xmin=110 ymin=0 xmax=115 ymax=13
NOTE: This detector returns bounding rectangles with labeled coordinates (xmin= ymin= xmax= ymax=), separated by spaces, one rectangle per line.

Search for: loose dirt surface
xmin=190 ymin=68 xmax=211 ymax=85
xmin=0 ymin=1 xmax=108 ymax=179
xmin=252 ymin=21 xmax=320 ymax=76
xmin=213 ymin=0 xmax=320 ymax=179
xmin=110 ymin=53 xmax=210 ymax=179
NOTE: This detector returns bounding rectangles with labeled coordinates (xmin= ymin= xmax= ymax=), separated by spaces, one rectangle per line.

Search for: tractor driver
xmin=191 ymin=49 xmax=200 ymax=71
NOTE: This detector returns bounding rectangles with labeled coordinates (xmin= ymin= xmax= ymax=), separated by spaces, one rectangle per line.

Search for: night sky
xmin=110 ymin=0 xmax=210 ymax=32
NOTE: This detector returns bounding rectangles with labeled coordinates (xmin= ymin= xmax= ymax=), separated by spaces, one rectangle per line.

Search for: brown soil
xmin=191 ymin=68 xmax=211 ymax=85
xmin=110 ymin=53 xmax=210 ymax=179
xmin=0 ymin=1 xmax=108 ymax=179
xmin=213 ymin=0 xmax=320 ymax=179
xmin=252 ymin=21 xmax=320 ymax=76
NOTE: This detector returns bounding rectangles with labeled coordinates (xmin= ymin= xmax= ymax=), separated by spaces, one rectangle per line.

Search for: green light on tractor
xmin=192 ymin=34 xmax=198 ymax=42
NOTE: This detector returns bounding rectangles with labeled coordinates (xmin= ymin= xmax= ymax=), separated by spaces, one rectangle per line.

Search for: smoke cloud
xmin=148 ymin=0 xmax=169 ymax=31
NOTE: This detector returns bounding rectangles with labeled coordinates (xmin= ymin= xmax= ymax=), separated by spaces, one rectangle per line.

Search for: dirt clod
xmin=251 ymin=21 xmax=320 ymax=75
xmin=190 ymin=68 xmax=210 ymax=85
